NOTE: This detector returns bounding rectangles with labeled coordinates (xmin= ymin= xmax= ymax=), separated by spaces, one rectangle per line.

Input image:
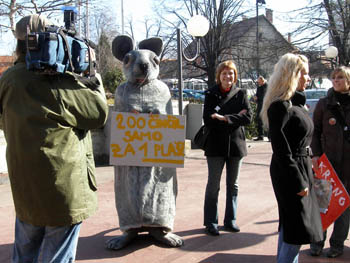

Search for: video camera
xmin=26 ymin=6 xmax=96 ymax=76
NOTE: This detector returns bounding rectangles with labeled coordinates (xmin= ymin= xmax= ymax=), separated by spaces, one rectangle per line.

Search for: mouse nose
xmin=139 ymin=63 xmax=149 ymax=73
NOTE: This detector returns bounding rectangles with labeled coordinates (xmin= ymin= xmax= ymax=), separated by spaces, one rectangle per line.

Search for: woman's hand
xmin=297 ymin=187 xmax=309 ymax=196
xmin=312 ymin=156 xmax=320 ymax=173
xmin=211 ymin=113 xmax=227 ymax=122
xmin=238 ymin=109 xmax=247 ymax=115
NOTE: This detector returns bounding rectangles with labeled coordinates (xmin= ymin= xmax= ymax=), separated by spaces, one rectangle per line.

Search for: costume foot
xmin=149 ymin=228 xmax=184 ymax=247
xmin=105 ymin=230 xmax=138 ymax=250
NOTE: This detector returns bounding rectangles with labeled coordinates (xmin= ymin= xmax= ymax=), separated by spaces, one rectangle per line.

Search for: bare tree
xmin=0 ymin=0 xmax=84 ymax=37
xmin=285 ymin=0 xmax=350 ymax=66
xmin=155 ymin=0 xmax=259 ymax=87
xmin=88 ymin=4 xmax=120 ymax=75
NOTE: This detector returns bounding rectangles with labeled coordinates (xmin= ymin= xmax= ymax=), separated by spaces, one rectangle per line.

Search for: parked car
xmin=170 ymin=88 xmax=205 ymax=102
xmin=304 ymin=89 xmax=328 ymax=118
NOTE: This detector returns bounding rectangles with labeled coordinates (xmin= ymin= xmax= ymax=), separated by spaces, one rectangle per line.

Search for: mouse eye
xmin=153 ymin=56 xmax=160 ymax=65
xmin=123 ymin=53 xmax=132 ymax=66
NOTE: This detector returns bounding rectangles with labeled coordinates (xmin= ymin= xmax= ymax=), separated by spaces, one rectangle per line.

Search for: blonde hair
xmin=260 ymin=53 xmax=308 ymax=128
xmin=258 ymin=76 xmax=266 ymax=83
xmin=331 ymin=66 xmax=350 ymax=85
xmin=215 ymin=60 xmax=238 ymax=86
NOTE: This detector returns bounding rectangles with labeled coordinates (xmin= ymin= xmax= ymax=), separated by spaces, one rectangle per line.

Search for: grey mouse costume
xmin=112 ymin=36 xmax=178 ymax=233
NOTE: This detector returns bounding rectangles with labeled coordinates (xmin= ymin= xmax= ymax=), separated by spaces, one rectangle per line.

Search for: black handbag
xmin=194 ymin=125 xmax=210 ymax=150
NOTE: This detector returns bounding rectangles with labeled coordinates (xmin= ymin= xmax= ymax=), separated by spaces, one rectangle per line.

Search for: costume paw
xmin=149 ymin=228 xmax=184 ymax=247
xmin=105 ymin=230 xmax=138 ymax=250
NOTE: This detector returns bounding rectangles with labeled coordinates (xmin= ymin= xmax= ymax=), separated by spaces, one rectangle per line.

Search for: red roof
xmin=0 ymin=56 xmax=15 ymax=75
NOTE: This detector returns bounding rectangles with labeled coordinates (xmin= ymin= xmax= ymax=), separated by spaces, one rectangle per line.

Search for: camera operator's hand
xmin=73 ymin=73 xmax=100 ymax=90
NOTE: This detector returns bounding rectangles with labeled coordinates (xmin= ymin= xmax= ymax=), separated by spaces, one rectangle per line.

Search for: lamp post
xmin=325 ymin=46 xmax=338 ymax=69
xmin=177 ymin=15 xmax=209 ymax=115
xmin=256 ymin=0 xmax=266 ymax=78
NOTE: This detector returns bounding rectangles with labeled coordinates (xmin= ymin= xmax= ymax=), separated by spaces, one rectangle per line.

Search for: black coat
xmin=256 ymin=83 xmax=268 ymax=105
xmin=203 ymin=85 xmax=252 ymax=157
xmin=268 ymin=91 xmax=323 ymax=245
xmin=312 ymin=88 xmax=350 ymax=194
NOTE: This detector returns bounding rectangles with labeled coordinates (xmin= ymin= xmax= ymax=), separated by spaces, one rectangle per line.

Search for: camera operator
xmin=0 ymin=14 xmax=108 ymax=262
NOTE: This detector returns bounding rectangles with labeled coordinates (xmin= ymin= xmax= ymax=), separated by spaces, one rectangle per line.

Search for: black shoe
xmin=310 ymin=246 xmax=323 ymax=256
xmin=205 ymin=226 xmax=219 ymax=236
xmin=327 ymin=247 xmax=343 ymax=258
xmin=253 ymin=137 xmax=264 ymax=141
xmin=224 ymin=223 xmax=240 ymax=232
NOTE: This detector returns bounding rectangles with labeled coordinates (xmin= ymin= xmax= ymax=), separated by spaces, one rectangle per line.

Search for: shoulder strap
xmin=219 ymin=88 xmax=241 ymax=107
xmin=58 ymin=28 xmax=75 ymax=72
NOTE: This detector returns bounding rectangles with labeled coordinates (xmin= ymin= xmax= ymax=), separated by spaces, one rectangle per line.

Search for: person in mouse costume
xmin=106 ymin=35 xmax=184 ymax=250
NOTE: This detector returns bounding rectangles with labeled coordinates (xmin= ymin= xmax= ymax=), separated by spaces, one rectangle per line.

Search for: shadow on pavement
xmin=199 ymin=253 xmax=275 ymax=263
xmin=299 ymin=246 xmax=350 ymax=262
xmin=254 ymin=219 xmax=279 ymax=225
xmin=177 ymin=228 xmax=278 ymax=252
xmin=76 ymin=232 xmax=175 ymax=260
xmin=76 ymin=227 xmax=278 ymax=261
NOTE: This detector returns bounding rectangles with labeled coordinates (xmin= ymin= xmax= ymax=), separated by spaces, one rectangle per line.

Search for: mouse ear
xmin=112 ymin=35 xmax=135 ymax=61
xmin=138 ymin=37 xmax=163 ymax=57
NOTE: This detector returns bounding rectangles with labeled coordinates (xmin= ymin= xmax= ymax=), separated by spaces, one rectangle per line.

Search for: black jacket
xmin=268 ymin=91 xmax=323 ymax=245
xmin=312 ymin=88 xmax=350 ymax=194
xmin=256 ymin=83 xmax=267 ymax=105
xmin=203 ymin=85 xmax=252 ymax=157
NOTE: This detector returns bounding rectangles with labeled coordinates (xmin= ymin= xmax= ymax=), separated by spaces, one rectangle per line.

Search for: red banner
xmin=313 ymin=154 xmax=350 ymax=230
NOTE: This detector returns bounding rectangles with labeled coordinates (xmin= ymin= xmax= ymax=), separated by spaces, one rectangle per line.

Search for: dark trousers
xmin=204 ymin=156 xmax=243 ymax=228
xmin=311 ymin=208 xmax=350 ymax=250
xmin=256 ymin=103 xmax=264 ymax=137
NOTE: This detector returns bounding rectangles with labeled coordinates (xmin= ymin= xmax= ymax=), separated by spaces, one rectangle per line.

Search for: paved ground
xmin=1 ymin=140 xmax=350 ymax=262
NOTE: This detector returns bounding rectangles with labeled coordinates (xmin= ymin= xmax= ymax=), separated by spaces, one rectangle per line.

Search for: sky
xmin=0 ymin=0 xmax=321 ymax=55
xmin=116 ymin=0 xmax=321 ymax=40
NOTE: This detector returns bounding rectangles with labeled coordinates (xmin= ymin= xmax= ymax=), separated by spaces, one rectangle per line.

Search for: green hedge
xmin=245 ymin=101 xmax=258 ymax=140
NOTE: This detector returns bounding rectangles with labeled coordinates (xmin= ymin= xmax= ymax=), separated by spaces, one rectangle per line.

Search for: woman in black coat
xmin=260 ymin=53 xmax=323 ymax=262
xmin=310 ymin=66 xmax=350 ymax=258
xmin=203 ymin=60 xmax=252 ymax=236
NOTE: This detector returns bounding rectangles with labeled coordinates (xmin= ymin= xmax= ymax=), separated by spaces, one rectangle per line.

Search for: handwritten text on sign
xmin=109 ymin=112 xmax=186 ymax=168
xmin=314 ymin=154 xmax=350 ymax=230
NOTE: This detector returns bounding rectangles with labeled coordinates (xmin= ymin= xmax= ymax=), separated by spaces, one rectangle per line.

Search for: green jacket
xmin=0 ymin=56 xmax=108 ymax=226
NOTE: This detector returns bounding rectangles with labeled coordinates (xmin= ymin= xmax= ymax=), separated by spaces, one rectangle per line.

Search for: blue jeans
xmin=204 ymin=156 xmax=242 ymax=228
xmin=311 ymin=208 xmax=350 ymax=250
xmin=277 ymin=226 xmax=301 ymax=263
xmin=12 ymin=217 xmax=81 ymax=263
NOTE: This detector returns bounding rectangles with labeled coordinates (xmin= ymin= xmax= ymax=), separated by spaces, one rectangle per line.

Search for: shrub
xmin=245 ymin=101 xmax=259 ymax=139
xmin=102 ymin=67 xmax=125 ymax=94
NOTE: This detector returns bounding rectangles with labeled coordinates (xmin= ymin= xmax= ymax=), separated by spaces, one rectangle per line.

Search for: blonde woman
xmin=261 ymin=53 xmax=323 ymax=262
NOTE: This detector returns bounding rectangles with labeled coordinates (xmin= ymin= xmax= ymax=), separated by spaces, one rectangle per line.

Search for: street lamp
xmin=325 ymin=46 xmax=338 ymax=69
xmin=256 ymin=0 xmax=266 ymax=78
xmin=177 ymin=15 xmax=209 ymax=115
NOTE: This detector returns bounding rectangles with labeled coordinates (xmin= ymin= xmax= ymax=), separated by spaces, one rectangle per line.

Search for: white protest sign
xmin=109 ymin=112 xmax=186 ymax=168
